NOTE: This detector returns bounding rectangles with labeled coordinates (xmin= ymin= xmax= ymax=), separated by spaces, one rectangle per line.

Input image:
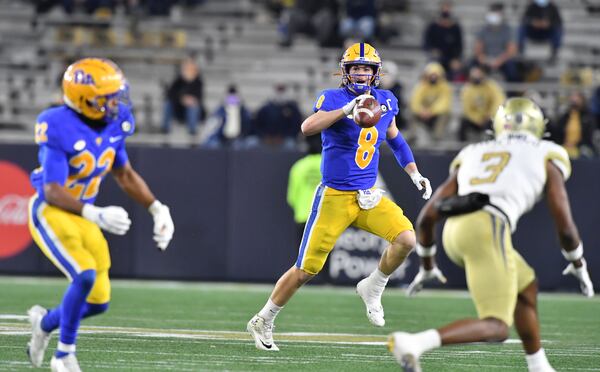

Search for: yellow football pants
xmin=295 ymin=184 xmax=414 ymax=275
xmin=442 ymin=210 xmax=536 ymax=326
xmin=28 ymin=195 xmax=111 ymax=304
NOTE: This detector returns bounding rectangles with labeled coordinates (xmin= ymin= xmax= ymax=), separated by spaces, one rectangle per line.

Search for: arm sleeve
xmin=42 ymin=145 xmax=69 ymax=185
xmin=386 ymin=132 xmax=415 ymax=168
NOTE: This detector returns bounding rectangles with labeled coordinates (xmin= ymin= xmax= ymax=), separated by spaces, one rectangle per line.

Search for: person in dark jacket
xmin=518 ymin=0 xmax=563 ymax=61
xmin=161 ymin=56 xmax=204 ymax=135
xmin=205 ymin=85 xmax=253 ymax=148
xmin=253 ymin=84 xmax=302 ymax=149
xmin=423 ymin=1 xmax=463 ymax=73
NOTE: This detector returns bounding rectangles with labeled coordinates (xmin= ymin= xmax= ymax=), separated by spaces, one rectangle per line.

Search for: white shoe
xmin=388 ymin=332 xmax=422 ymax=372
xmin=50 ymin=354 xmax=82 ymax=372
xmin=356 ymin=278 xmax=385 ymax=327
xmin=27 ymin=305 xmax=51 ymax=367
xmin=247 ymin=314 xmax=279 ymax=351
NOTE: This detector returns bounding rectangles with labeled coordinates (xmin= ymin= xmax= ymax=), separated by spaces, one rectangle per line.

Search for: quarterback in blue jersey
xmin=248 ymin=43 xmax=433 ymax=351
xmin=26 ymin=58 xmax=174 ymax=371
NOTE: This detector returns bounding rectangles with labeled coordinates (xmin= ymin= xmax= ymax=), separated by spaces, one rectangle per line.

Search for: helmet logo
xmin=73 ymin=69 xmax=95 ymax=85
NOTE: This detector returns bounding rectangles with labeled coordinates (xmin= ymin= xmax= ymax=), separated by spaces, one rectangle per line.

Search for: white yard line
xmin=0 ymin=318 xmax=545 ymax=347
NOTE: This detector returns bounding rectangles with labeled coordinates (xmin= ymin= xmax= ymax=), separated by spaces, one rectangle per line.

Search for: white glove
xmin=82 ymin=204 xmax=131 ymax=236
xmin=406 ymin=266 xmax=447 ymax=297
xmin=562 ymin=258 xmax=595 ymax=298
xmin=409 ymin=171 xmax=432 ymax=200
xmin=148 ymin=200 xmax=174 ymax=251
xmin=342 ymin=94 xmax=372 ymax=115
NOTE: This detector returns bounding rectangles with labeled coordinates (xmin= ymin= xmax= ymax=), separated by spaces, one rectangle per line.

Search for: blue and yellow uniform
xmin=28 ymin=103 xmax=134 ymax=304
xmin=295 ymin=87 xmax=414 ymax=275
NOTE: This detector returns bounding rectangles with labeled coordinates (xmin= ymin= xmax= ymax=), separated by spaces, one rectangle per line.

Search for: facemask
xmin=486 ymin=12 xmax=502 ymax=25
xmin=440 ymin=10 xmax=451 ymax=19
xmin=534 ymin=0 xmax=549 ymax=6
xmin=428 ymin=77 xmax=439 ymax=85
xmin=471 ymin=78 xmax=482 ymax=85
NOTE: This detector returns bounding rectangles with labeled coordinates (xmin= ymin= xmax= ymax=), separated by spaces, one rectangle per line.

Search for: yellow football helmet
xmin=340 ymin=43 xmax=382 ymax=94
xmin=62 ymin=58 xmax=128 ymax=120
xmin=493 ymin=97 xmax=547 ymax=139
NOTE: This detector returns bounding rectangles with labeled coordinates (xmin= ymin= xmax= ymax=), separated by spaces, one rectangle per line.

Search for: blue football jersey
xmin=31 ymin=104 xmax=135 ymax=204
xmin=312 ymin=87 xmax=399 ymax=191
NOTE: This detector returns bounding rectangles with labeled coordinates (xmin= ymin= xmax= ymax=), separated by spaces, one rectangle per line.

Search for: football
xmin=353 ymin=96 xmax=382 ymax=128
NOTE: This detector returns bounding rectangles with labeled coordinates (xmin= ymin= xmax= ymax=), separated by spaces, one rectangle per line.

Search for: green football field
xmin=0 ymin=277 xmax=598 ymax=371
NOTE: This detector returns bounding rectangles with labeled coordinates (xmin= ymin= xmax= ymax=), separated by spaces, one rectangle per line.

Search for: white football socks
xmin=412 ymin=329 xmax=442 ymax=356
xmin=366 ymin=268 xmax=389 ymax=300
xmin=258 ymin=299 xmax=283 ymax=324
xmin=525 ymin=348 xmax=555 ymax=372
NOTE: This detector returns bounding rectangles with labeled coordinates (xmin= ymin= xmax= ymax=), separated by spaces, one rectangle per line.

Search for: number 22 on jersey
xmin=66 ymin=148 xmax=116 ymax=199
xmin=470 ymin=151 xmax=511 ymax=185
xmin=355 ymin=127 xmax=378 ymax=169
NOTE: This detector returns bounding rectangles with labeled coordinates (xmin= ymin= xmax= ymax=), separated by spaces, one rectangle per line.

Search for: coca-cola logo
xmin=0 ymin=161 xmax=34 ymax=259
xmin=0 ymin=195 xmax=29 ymax=225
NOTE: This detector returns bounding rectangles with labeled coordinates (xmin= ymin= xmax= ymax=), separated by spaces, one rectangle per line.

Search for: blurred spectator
xmin=339 ymin=0 xmax=377 ymax=43
xmin=423 ymin=1 xmax=463 ymax=74
xmin=161 ymin=56 xmax=204 ymax=135
xmin=518 ymin=0 xmax=563 ymax=62
xmin=253 ymin=84 xmax=302 ymax=149
xmin=379 ymin=61 xmax=407 ymax=129
xmin=550 ymin=91 xmax=596 ymax=158
xmin=447 ymin=58 xmax=467 ymax=82
xmin=287 ymin=134 xmax=322 ymax=244
xmin=589 ymin=85 xmax=600 ymax=128
xmin=473 ymin=3 xmax=519 ymax=81
xmin=459 ymin=66 xmax=505 ymax=142
xmin=409 ymin=62 xmax=452 ymax=144
xmin=204 ymin=85 xmax=253 ymax=148
xmin=278 ymin=0 xmax=339 ymax=48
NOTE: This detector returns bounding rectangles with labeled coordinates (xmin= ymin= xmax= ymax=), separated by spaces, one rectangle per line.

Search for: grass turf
xmin=0 ymin=277 xmax=598 ymax=371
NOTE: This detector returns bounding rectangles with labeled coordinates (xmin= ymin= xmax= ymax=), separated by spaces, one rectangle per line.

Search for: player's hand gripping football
xmin=562 ymin=258 xmax=595 ymax=297
xmin=342 ymin=94 xmax=372 ymax=116
xmin=82 ymin=204 xmax=131 ymax=235
xmin=406 ymin=265 xmax=448 ymax=297
xmin=148 ymin=200 xmax=174 ymax=251
xmin=410 ymin=172 xmax=433 ymax=200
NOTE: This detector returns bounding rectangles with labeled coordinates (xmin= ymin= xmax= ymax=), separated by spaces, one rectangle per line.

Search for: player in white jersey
xmin=387 ymin=98 xmax=595 ymax=372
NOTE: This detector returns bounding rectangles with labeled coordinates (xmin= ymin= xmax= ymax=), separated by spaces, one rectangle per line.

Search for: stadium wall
xmin=1 ymin=144 xmax=599 ymax=292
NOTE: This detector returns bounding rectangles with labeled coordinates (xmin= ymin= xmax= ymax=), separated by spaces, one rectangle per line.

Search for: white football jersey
xmin=450 ymin=133 xmax=571 ymax=231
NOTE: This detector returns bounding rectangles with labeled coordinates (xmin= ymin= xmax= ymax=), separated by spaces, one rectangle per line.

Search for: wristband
xmin=561 ymin=242 xmax=583 ymax=261
xmin=416 ymin=243 xmax=437 ymax=257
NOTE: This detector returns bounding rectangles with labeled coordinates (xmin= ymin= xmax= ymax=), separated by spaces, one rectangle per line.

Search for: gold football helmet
xmin=340 ymin=42 xmax=382 ymax=94
xmin=493 ymin=97 xmax=547 ymax=139
xmin=62 ymin=58 xmax=128 ymax=120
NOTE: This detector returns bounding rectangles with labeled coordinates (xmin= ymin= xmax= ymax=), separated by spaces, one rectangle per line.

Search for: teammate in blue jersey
xmin=248 ymin=43 xmax=433 ymax=351
xmin=26 ymin=58 xmax=175 ymax=371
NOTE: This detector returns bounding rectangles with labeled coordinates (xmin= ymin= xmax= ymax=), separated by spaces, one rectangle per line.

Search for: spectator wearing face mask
xmin=473 ymin=2 xmax=519 ymax=82
xmin=409 ymin=62 xmax=453 ymax=144
xmin=204 ymin=85 xmax=254 ymax=148
xmin=518 ymin=0 xmax=563 ymax=62
xmin=459 ymin=65 xmax=505 ymax=142
xmin=550 ymin=91 xmax=597 ymax=158
xmin=423 ymin=0 xmax=463 ymax=74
